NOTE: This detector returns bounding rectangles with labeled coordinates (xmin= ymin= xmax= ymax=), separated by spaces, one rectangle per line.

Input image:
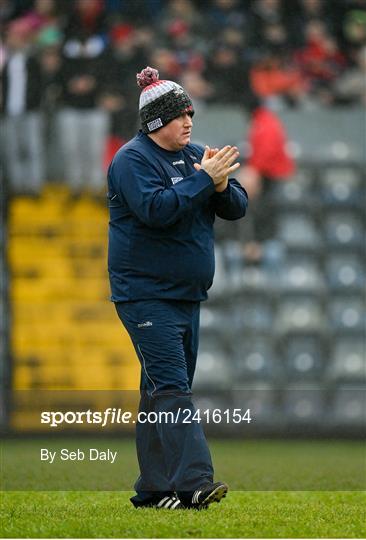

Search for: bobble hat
xmin=136 ymin=66 xmax=194 ymax=133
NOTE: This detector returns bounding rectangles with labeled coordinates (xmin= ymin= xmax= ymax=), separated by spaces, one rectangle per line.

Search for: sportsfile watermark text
xmin=41 ymin=408 xmax=252 ymax=428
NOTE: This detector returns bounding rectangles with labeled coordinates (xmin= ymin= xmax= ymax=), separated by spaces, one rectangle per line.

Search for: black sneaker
xmin=185 ymin=482 xmax=228 ymax=509
xmin=154 ymin=495 xmax=184 ymax=509
xmin=131 ymin=493 xmax=184 ymax=509
xmin=131 ymin=492 xmax=185 ymax=509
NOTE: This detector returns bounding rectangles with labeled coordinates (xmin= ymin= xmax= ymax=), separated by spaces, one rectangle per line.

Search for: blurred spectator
xmin=149 ymin=47 xmax=181 ymax=79
xmin=163 ymin=19 xmax=205 ymax=76
xmin=19 ymin=0 xmax=61 ymax=34
xmin=285 ymin=0 xmax=335 ymax=47
xmin=63 ymin=0 xmax=107 ymax=41
xmin=333 ymin=45 xmax=366 ymax=105
xmin=261 ymin=22 xmax=290 ymax=51
xmin=99 ymin=23 xmax=146 ymax=166
xmin=38 ymin=26 xmax=63 ymax=109
xmin=343 ymin=3 xmax=366 ymax=48
xmin=102 ymin=23 xmax=142 ymax=93
xmin=250 ymin=49 xmax=306 ymax=107
xmin=1 ymin=18 xmax=45 ymax=195
xmin=219 ymin=26 xmax=247 ymax=51
xmin=238 ymin=92 xmax=295 ymax=263
xmin=245 ymin=96 xmax=295 ymax=181
xmin=38 ymin=28 xmax=63 ymax=181
xmin=133 ymin=25 xmax=156 ymax=54
xmin=248 ymin=0 xmax=285 ymax=47
xmin=298 ymin=0 xmax=325 ymax=19
xmin=205 ymin=44 xmax=249 ymax=105
xmin=161 ymin=0 xmax=203 ymax=34
xmin=294 ymin=20 xmax=347 ymax=104
xmin=0 ymin=0 xmax=30 ymax=30
xmin=1 ymin=0 xmax=364 ymax=200
xmin=104 ymin=0 xmax=160 ymax=24
xmin=251 ymin=0 xmax=284 ymax=24
xmin=57 ymin=22 xmax=109 ymax=195
xmin=207 ymin=0 xmax=247 ymax=31
xmin=179 ymin=69 xmax=213 ymax=111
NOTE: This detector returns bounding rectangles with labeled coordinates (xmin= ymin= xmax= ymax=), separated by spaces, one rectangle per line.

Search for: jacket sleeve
xmin=110 ymin=149 xmax=216 ymax=228
xmin=212 ymin=179 xmax=248 ymax=220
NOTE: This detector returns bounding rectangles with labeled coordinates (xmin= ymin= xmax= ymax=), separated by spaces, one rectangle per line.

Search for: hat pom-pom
xmin=136 ymin=66 xmax=159 ymax=89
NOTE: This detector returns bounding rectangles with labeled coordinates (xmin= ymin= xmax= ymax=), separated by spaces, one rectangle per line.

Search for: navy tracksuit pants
xmin=115 ymin=299 xmax=213 ymax=504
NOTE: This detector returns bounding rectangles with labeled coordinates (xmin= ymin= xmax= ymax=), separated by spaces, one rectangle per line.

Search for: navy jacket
xmin=108 ymin=131 xmax=248 ymax=302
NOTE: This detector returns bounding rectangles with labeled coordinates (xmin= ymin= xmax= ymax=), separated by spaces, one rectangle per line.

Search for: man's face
xmin=154 ymin=112 xmax=193 ymax=151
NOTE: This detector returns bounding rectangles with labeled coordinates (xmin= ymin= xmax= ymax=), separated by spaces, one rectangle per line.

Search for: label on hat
xmin=147 ymin=118 xmax=163 ymax=131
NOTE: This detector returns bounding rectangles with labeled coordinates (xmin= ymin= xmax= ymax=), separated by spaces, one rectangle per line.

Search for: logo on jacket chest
xmin=171 ymin=176 xmax=183 ymax=184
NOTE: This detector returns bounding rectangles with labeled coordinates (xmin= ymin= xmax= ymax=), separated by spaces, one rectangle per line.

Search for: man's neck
xmin=147 ymin=132 xmax=180 ymax=152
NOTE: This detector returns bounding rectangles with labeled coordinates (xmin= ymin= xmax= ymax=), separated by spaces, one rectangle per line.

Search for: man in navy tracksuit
xmin=108 ymin=67 xmax=248 ymax=510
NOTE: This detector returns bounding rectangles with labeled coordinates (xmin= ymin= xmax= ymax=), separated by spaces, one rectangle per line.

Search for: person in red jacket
xmin=239 ymin=93 xmax=296 ymax=261
xmin=246 ymin=102 xmax=295 ymax=180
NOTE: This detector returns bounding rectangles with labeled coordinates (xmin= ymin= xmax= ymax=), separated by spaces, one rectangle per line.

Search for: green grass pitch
xmin=1 ymin=438 xmax=365 ymax=538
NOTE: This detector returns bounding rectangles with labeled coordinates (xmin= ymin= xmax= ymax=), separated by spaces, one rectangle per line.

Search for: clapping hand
xmin=194 ymin=145 xmax=240 ymax=192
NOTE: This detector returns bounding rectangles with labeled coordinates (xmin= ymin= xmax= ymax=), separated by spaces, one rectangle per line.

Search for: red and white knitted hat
xmin=136 ymin=66 xmax=194 ymax=133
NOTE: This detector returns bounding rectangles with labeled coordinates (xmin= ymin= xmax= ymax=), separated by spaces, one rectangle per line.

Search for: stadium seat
xmin=330 ymin=339 xmax=365 ymax=381
xmin=9 ymin=186 xmax=139 ymax=398
xmin=275 ymin=298 xmax=325 ymax=334
xmin=272 ymin=167 xmax=316 ymax=209
xmin=283 ymin=385 xmax=325 ymax=426
xmin=231 ymin=297 xmax=274 ymax=333
xmin=323 ymin=212 xmax=364 ymax=250
xmin=194 ymin=343 xmax=233 ymax=390
xmin=233 ymin=337 xmax=280 ymax=382
xmin=199 ymin=306 xmax=235 ymax=347
xmin=283 ymin=336 xmax=325 ymax=381
xmin=329 ymin=385 xmax=366 ymax=427
xmin=328 ymin=296 xmax=365 ymax=333
xmin=279 ymin=260 xmax=324 ymax=294
xmin=278 ymin=108 xmax=365 ymax=163
xmin=327 ymin=337 xmax=365 ymax=383
xmin=326 ymin=254 xmax=365 ymax=292
xmin=222 ymin=240 xmax=245 ymax=289
xmin=209 ymin=244 xmax=227 ymax=296
xmin=277 ymin=213 xmax=321 ymax=251
xmin=320 ymin=166 xmax=364 ymax=209
xmin=240 ymin=267 xmax=273 ymax=294
xmin=214 ymin=216 xmax=242 ymax=244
